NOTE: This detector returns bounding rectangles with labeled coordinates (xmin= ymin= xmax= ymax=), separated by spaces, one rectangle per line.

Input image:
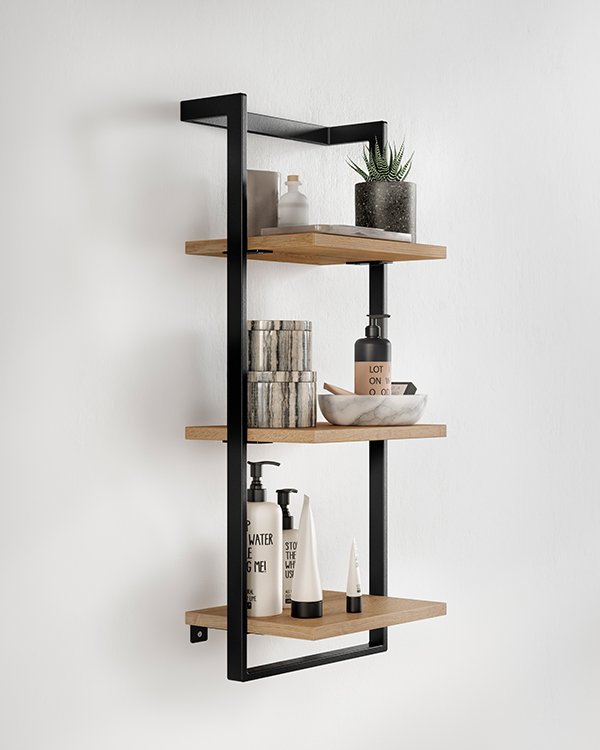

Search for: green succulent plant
xmin=347 ymin=138 xmax=414 ymax=182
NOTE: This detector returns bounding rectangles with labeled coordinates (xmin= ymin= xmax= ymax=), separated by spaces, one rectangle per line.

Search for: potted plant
xmin=348 ymin=139 xmax=416 ymax=241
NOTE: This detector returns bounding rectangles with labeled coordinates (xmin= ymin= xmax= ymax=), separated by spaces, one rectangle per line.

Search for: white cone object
xmin=291 ymin=495 xmax=322 ymax=604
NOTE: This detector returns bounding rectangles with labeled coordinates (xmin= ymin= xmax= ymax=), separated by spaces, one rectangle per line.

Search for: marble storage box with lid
xmin=247 ymin=320 xmax=316 ymax=428
xmin=248 ymin=320 xmax=312 ymax=372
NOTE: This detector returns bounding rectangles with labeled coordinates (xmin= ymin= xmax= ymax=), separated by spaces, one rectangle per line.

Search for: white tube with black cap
xmin=346 ymin=538 xmax=362 ymax=613
xmin=291 ymin=495 xmax=323 ymax=618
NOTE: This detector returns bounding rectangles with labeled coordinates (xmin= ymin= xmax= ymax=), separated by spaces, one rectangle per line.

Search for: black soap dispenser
xmin=354 ymin=313 xmax=392 ymax=395
xmin=277 ymin=488 xmax=299 ymax=609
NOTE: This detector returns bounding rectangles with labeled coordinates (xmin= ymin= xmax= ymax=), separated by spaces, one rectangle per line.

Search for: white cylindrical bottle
xmin=277 ymin=488 xmax=299 ymax=609
xmin=278 ymin=174 xmax=309 ymax=227
xmin=246 ymin=461 xmax=283 ymax=618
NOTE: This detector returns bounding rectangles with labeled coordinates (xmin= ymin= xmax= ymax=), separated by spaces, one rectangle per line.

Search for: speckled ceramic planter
xmin=355 ymin=181 xmax=417 ymax=241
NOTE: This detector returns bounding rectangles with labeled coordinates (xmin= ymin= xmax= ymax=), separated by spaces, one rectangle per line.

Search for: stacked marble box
xmin=247 ymin=320 xmax=316 ymax=428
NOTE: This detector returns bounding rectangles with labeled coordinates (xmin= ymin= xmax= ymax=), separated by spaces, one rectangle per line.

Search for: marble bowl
xmin=318 ymin=394 xmax=427 ymax=427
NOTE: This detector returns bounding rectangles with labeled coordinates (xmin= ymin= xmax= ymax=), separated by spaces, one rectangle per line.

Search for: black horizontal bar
xmin=181 ymin=98 xmax=327 ymax=145
xmin=181 ymin=97 xmax=386 ymax=148
xmin=245 ymin=641 xmax=387 ymax=681
xmin=180 ymin=93 xmax=245 ymax=124
xmin=329 ymin=121 xmax=388 ymax=151
xmin=247 ymin=113 xmax=328 ymax=144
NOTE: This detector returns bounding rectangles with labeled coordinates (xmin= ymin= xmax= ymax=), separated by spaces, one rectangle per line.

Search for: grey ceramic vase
xmin=355 ymin=181 xmax=417 ymax=241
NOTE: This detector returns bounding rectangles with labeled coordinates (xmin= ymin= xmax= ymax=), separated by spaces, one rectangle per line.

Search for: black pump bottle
xmin=354 ymin=313 xmax=392 ymax=395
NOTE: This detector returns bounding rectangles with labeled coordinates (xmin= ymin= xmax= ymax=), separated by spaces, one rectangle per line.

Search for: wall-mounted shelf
xmin=186 ymin=233 xmax=446 ymax=265
xmin=187 ymin=590 xmax=446 ymax=641
xmin=181 ymin=92 xmax=447 ymax=682
xmin=186 ymin=423 xmax=447 ymax=444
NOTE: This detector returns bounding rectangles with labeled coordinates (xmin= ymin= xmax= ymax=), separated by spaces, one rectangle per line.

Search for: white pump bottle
xmin=246 ymin=461 xmax=283 ymax=618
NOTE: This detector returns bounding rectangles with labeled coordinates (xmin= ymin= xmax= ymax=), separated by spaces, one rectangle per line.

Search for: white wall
xmin=2 ymin=0 xmax=599 ymax=747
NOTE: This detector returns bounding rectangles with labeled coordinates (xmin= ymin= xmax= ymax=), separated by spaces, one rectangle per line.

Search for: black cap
xmin=247 ymin=461 xmax=280 ymax=502
xmin=276 ymin=488 xmax=298 ymax=529
xmin=291 ymin=599 xmax=323 ymax=618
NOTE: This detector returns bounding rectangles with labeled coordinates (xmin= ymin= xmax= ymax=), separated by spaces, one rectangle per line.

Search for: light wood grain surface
xmin=185 ymin=423 xmax=447 ymax=443
xmin=186 ymin=590 xmax=446 ymax=641
xmin=185 ymin=233 xmax=446 ymax=265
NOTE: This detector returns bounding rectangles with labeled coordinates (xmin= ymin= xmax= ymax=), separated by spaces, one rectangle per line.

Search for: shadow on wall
xmin=107 ymin=543 xmax=225 ymax=699
xmin=97 ymin=331 xmax=225 ymax=463
xmin=70 ymin=99 xmax=222 ymax=251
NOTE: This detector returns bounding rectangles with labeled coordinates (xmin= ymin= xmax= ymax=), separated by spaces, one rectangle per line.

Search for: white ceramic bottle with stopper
xmin=278 ymin=175 xmax=309 ymax=227
xmin=246 ymin=460 xmax=283 ymax=618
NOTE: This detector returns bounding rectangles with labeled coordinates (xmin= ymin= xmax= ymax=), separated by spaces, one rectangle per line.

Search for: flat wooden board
xmin=185 ymin=422 xmax=446 ymax=443
xmin=186 ymin=590 xmax=446 ymax=641
xmin=185 ymin=233 xmax=446 ymax=265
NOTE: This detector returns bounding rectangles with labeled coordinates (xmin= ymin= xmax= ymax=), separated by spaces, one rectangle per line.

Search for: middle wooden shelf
xmin=185 ymin=422 xmax=447 ymax=444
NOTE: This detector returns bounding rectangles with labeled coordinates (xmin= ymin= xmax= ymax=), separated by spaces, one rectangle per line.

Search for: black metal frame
xmin=182 ymin=93 xmax=389 ymax=681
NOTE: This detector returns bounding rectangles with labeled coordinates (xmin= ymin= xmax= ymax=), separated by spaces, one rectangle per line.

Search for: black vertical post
xmin=226 ymin=94 xmax=249 ymax=682
xmin=368 ymin=261 xmax=388 ymax=650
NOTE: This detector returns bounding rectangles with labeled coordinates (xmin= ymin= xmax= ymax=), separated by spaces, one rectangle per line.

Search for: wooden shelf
xmin=186 ymin=233 xmax=446 ymax=266
xmin=185 ymin=422 xmax=446 ymax=443
xmin=186 ymin=590 xmax=446 ymax=641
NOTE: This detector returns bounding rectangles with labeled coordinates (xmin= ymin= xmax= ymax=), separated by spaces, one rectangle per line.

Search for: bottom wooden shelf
xmin=186 ymin=590 xmax=446 ymax=641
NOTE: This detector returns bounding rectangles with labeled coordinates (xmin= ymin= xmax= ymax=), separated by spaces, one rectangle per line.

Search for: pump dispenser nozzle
xmin=247 ymin=460 xmax=281 ymax=502
xmin=276 ymin=488 xmax=298 ymax=529
xmin=365 ymin=313 xmax=390 ymax=338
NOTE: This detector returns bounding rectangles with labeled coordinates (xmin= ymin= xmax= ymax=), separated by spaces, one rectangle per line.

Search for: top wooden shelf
xmin=186 ymin=233 xmax=446 ymax=266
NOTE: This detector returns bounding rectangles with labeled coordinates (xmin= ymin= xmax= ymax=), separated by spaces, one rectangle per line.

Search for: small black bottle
xmin=354 ymin=313 xmax=392 ymax=395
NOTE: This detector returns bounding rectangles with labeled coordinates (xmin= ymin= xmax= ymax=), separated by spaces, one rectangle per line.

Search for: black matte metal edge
xmin=224 ymin=93 xmax=249 ymax=683
xmin=368 ymin=258 xmax=389 ymax=653
xmin=368 ymin=443 xmax=388 ymax=580
xmin=182 ymin=97 xmax=387 ymax=149
xmin=247 ymin=113 xmax=328 ymax=144
xmin=329 ymin=121 xmax=388 ymax=151
xmin=181 ymin=93 xmax=246 ymax=124
xmin=181 ymin=97 xmax=328 ymax=144
xmin=246 ymin=642 xmax=386 ymax=680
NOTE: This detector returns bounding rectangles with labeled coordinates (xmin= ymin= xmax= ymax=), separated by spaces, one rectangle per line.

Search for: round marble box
xmin=318 ymin=394 xmax=427 ymax=426
xmin=247 ymin=320 xmax=312 ymax=372
xmin=248 ymin=371 xmax=317 ymax=428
